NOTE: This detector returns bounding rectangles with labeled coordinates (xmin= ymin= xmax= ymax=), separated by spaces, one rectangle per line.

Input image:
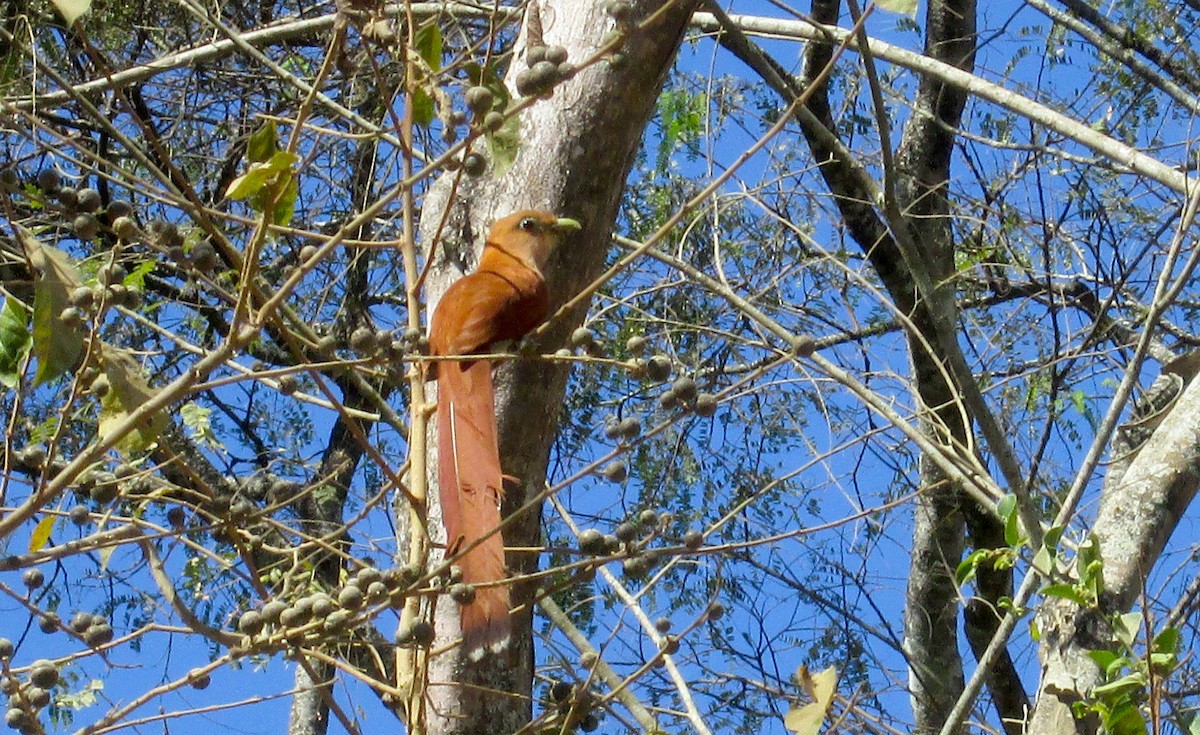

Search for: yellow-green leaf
xmin=409 ymin=23 xmax=442 ymax=128
xmin=226 ymin=150 xmax=297 ymax=201
xmin=18 ymin=226 xmax=86 ymax=385
xmin=181 ymin=402 xmax=223 ymax=450
xmin=225 ymin=165 xmax=275 ymax=200
xmin=784 ymin=666 xmax=838 ymax=735
xmin=486 ymin=110 xmax=520 ymax=178
xmin=98 ymin=345 xmax=166 ymax=456
xmin=29 ymin=514 xmax=56 ymax=552
xmin=414 ymin=22 xmax=442 ymax=71
xmin=464 ymin=62 xmax=519 ymax=177
xmin=273 ymin=174 xmax=299 ymax=226
xmin=98 ymin=543 xmax=116 ymax=572
xmin=0 ymin=296 xmax=31 ymax=388
xmin=50 ymin=0 xmax=91 ymax=25
xmin=246 ymin=121 xmax=278 ymax=164
xmin=412 ymin=89 xmax=435 ymax=128
xmin=876 ymin=0 xmax=918 ymax=16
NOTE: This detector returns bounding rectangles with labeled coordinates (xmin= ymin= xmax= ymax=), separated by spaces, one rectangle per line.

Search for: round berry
xmin=36 ymin=168 xmax=61 ymax=192
xmin=22 ymin=568 xmax=44 ymax=589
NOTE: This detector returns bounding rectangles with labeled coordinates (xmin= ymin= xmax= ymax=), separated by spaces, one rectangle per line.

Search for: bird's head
xmin=485 ymin=210 xmax=581 ymax=274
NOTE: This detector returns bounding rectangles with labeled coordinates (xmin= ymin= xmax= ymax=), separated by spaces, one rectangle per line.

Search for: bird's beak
xmin=553 ymin=217 xmax=581 ymax=233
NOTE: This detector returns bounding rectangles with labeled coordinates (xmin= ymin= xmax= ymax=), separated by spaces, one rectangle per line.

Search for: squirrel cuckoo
xmin=428 ymin=210 xmax=580 ymax=657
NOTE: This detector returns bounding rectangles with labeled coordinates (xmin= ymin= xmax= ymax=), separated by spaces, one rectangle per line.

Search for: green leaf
xmin=98 ymin=345 xmax=167 ymax=456
xmin=956 ymin=549 xmax=987 ymax=586
xmin=1042 ymin=583 xmax=1088 ymax=605
xmin=50 ymin=0 xmax=91 ymax=25
xmin=656 ymin=89 xmax=706 ymax=171
xmin=1091 ymin=672 xmax=1146 ymax=698
xmin=247 ymin=121 xmax=279 ymax=164
xmin=1114 ymin=612 xmax=1142 ymax=649
xmin=1070 ymin=388 xmax=1087 ymax=414
xmin=225 ymin=166 xmax=274 ymax=201
xmin=123 ymin=259 xmax=156 ymax=291
xmin=1182 ymin=710 xmax=1200 ymax=735
xmin=269 ymin=172 xmax=299 ymax=227
xmin=1087 ymin=649 xmax=1122 ymax=672
xmin=410 ymin=22 xmax=443 ymax=128
xmin=1149 ymin=651 xmax=1177 ymax=673
xmin=412 ymin=89 xmax=435 ymax=128
xmin=414 ymin=22 xmax=442 ymax=71
xmin=1079 ymin=535 xmax=1101 ymax=568
xmin=1032 ymin=545 xmax=1053 ymax=576
xmin=226 ymin=150 xmax=298 ymax=201
xmin=996 ymin=493 xmax=1017 ymax=522
xmin=784 ymin=666 xmax=837 ymax=735
xmin=486 ymin=110 xmax=520 ymax=178
xmin=28 ymin=515 xmax=55 ymax=552
xmin=1152 ymin=625 xmax=1180 ymax=654
xmin=1003 ymin=502 xmax=1022 ymax=546
xmin=181 ymin=402 xmax=223 ymax=450
xmin=875 ymin=0 xmax=917 ymax=16
xmin=995 ymin=494 xmax=1022 ymax=547
xmin=18 ymin=227 xmax=86 ymax=385
xmin=0 ymin=297 xmax=31 ymax=388
xmin=1105 ymin=700 xmax=1149 ymax=735
xmin=98 ymin=543 xmax=116 ymax=571
xmin=1043 ymin=525 xmax=1064 ymax=553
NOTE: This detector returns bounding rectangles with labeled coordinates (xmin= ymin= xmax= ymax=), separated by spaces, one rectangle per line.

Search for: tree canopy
xmin=2 ymin=2 xmax=1200 ymax=735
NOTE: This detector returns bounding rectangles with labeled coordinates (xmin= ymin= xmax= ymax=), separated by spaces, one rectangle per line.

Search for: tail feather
xmin=436 ymin=358 xmax=511 ymax=657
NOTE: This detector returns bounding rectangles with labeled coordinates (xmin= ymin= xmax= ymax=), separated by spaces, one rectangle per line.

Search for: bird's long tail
xmin=436 ymin=358 xmax=512 ymax=657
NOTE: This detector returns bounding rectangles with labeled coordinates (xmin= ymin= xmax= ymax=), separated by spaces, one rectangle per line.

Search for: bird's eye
xmin=518 ymin=217 xmax=538 ymax=232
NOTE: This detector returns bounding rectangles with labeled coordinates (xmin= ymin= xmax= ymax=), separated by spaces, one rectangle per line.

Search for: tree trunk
xmin=414 ymin=2 xmax=699 ymax=732
xmin=1027 ymin=371 xmax=1200 ymax=735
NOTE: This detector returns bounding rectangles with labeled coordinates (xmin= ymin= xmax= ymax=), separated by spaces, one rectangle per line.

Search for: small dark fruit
xmin=646 ymin=355 xmax=672 ymax=382
xmin=29 ymin=660 xmax=57 ymax=688
xmin=462 ymin=153 xmax=487 ymax=177
xmin=188 ymin=668 xmax=210 ymax=689
xmin=69 ymin=612 xmax=93 ymax=633
xmin=26 ymin=685 xmax=50 ymax=709
xmin=550 ymin=680 xmax=572 ymax=702
xmin=22 ymin=568 xmax=44 ymax=589
xmin=261 ymin=600 xmax=287 ymax=625
xmin=68 ymin=505 xmax=90 ymax=526
xmin=238 ymin=611 xmax=264 ymax=636
xmin=570 ymin=327 xmax=595 ymax=349
xmin=36 ymin=169 xmax=61 ymax=192
xmin=37 ymin=614 xmax=59 ymax=634
xmin=601 ymin=461 xmax=627 ymax=483
xmin=76 ymin=188 xmax=102 ymax=212
xmin=448 ymin=583 xmax=476 ymax=605
xmin=337 ymin=586 xmax=364 ymax=611
xmin=72 ymin=213 xmax=99 ymax=240
xmin=578 ymin=529 xmax=606 ymax=555
xmin=614 ymin=522 xmax=637 ymax=543
xmin=465 ymin=86 xmax=495 ymax=115
xmin=84 ymin=623 xmax=114 ymax=646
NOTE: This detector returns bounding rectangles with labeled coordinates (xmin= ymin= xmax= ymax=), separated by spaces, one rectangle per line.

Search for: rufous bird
xmin=428 ymin=210 xmax=581 ymax=657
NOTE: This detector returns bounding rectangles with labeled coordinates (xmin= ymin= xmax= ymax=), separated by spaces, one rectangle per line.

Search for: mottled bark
xmin=415 ymin=2 xmax=700 ymax=733
xmin=1027 ymin=373 xmax=1200 ymax=735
